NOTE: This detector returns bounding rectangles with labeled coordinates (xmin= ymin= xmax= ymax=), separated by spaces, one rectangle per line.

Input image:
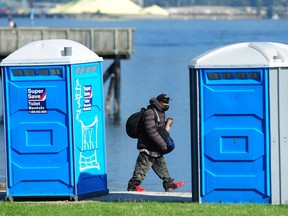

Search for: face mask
xmin=163 ymin=103 xmax=169 ymax=111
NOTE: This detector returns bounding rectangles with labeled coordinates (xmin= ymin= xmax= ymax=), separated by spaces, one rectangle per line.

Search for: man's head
xmin=157 ymin=94 xmax=170 ymax=111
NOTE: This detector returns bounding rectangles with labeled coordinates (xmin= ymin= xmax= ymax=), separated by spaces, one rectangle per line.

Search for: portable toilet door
xmin=188 ymin=42 xmax=288 ymax=204
xmin=71 ymin=61 xmax=108 ymax=197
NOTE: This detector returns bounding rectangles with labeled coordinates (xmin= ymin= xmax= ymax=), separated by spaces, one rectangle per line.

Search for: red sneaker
xmin=166 ymin=181 xmax=184 ymax=192
xmin=127 ymin=185 xmax=146 ymax=192
xmin=134 ymin=185 xmax=146 ymax=192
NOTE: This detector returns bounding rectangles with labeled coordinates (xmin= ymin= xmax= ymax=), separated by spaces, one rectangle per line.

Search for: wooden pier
xmin=0 ymin=27 xmax=135 ymax=117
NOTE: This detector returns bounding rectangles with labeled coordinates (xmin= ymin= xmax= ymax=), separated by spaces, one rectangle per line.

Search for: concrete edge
xmin=0 ymin=191 xmax=192 ymax=202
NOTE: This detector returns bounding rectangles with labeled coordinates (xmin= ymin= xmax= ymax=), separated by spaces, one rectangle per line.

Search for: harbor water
xmin=0 ymin=17 xmax=288 ymax=192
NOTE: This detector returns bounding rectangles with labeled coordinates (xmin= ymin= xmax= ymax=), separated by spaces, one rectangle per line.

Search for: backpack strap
xmin=152 ymin=108 xmax=160 ymax=125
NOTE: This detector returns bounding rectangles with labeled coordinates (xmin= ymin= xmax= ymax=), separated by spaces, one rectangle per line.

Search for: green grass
xmin=0 ymin=201 xmax=288 ymax=216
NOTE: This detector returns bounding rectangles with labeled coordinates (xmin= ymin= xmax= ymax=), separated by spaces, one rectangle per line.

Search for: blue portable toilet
xmin=1 ymin=39 xmax=108 ymax=201
xmin=189 ymin=42 xmax=288 ymax=204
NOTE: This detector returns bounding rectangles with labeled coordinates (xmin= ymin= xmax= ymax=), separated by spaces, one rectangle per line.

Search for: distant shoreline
xmin=3 ymin=5 xmax=278 ymax=20
xmin=2 ymin=13 xmax=264 ymax=21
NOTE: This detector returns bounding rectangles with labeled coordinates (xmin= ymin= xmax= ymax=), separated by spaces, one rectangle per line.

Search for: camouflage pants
xmin=128 ymin=151 xmax=172 ymax=190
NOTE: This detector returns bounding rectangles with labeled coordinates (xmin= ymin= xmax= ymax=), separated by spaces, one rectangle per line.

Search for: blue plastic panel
xmin=199 ymin=69 xmax=270 ymax=203
xmin=71 ymin=62 xmax=107 ymax=195
xmin=3 ymin=66 xmax=74 ymax=196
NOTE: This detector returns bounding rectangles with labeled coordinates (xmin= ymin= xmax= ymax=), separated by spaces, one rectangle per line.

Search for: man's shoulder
xmin=145 ymin=107 xmax=153 ymax=112
xmin=144 ymin=107 xmax=157 ymax=115
xmin=143 ymin=108 xmax=156 ymax=120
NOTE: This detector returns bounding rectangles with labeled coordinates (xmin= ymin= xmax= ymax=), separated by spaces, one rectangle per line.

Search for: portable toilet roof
xmin=1 ymin=39 xmax=103 ymax=66
xmin=189 ymin=42 xmax=288 ymax=69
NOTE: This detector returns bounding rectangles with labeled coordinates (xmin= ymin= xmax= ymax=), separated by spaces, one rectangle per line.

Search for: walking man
xmin=127 ymin=94 xmax=183 ymax=192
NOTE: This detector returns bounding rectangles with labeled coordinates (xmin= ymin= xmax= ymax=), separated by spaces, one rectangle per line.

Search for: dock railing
xmin=0 ymin=27 xmax=135 ymax=117
xmin=0 ymin=27 xmax=134 ymax=59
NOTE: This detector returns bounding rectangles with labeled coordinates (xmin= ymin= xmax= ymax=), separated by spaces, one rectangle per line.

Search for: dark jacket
xmin=137 ymin=97 xmax=168 ymax=152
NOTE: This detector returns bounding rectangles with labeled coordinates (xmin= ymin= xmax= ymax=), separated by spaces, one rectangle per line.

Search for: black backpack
xmin=126 ymin=107 xmax=146 ymax=138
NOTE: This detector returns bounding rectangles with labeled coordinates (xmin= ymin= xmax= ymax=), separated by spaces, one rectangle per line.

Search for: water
xmin=0 ymin=17 xmax=288 ymax=192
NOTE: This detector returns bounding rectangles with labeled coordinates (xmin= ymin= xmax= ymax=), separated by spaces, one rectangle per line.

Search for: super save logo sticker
xmin=27 ymin=88 xmax=47 ymax=114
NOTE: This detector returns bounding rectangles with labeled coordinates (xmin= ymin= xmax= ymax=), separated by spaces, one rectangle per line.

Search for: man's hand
xmin=165 ymin=118 xmax=173 ymax=131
